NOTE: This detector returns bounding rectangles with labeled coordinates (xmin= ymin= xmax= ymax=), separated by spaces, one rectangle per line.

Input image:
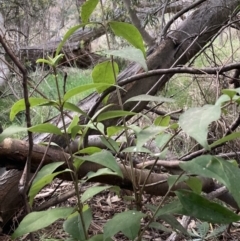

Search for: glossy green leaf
xmin=67 ymin=115 xmax=80 ymax=134
xmin=185 ymin=177 xmax=203 ymax=194
xmin=179 ymin=105 xmax=221 ymax=149
xmin=92 ymin=61 xmax=118 ymax=93
xmin=12 ymin=207 xmax=74 ymax=239
xmin=64 ymin=83 xmax=113 ymax=101
xmin=103 ymin=210 xmax=145 ymax=240
xmin=97 ymin=110 xmax=136 ymax=122
xmin=56 ymin=24 xmax=85 ymax=56
xmin=28 ymin=123 xmax=62 ymax=135
xmin=32 ymin=162 xmax=64 ymax=184
xmin=10 ymin=97 xmax=53 ymax=121
xmin=210 ymin=132 xmax=240 ymax=148
xmin=86 ymin=168 xmax=121 ymax=181
xmin=102 ymin=48 xmax=148 ymax=71
xmin=63 ymin=206 xmax=92 ymax=241
xmin=29 ymin=170 xmax=70 ymax=206
xmin=29 ymin=162 xmax=68 ymax=206
xmin=100 ymin=136 xmax=120 ymax=153
xmin=63 ymin=102 xmax=86 ymax=115
xmin=81 ymin=185 xmax=118 ymax=203
xmin=75 ymin=147 xmax=101 ymax=155
xmin=107 ymin=126 xmax=125 ymax=137
xmin=80 ymin=150 xmax=123 ymax=178
xmin=222 ymin=89 xmax=237 ymax=99
xmin=109 ymin=21 xmax=146 ymax=57
xmin=81 ymin=0 xmax=99 ymax=23
xmin=136 ymin=125 xmax=166 ymax=148
xmin=0 ymin=126 xmax=27 ymax=143
xmin=176 ymin=190 xmax=240 ymax=224
xmin=125 ymin=94 xmax=174 ymax=103
xmin=154 ymin=116 xmax=170 ymax=126
xmin=180 ymin=155 xmax=240 ymax=207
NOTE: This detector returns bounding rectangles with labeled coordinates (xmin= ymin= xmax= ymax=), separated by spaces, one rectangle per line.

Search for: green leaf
xmin=154 ymin=116 xmax=170 ymax=126
xmin=176 ymin=190 xmax=240 ymax=224
xmin=107 ymin=126 xmax=125 ymax=137
xmin=160 ymin=214 xmax=189 ymax=236
xmin=86 ymin=168 xmax=121 ymax=181
xmin=12 ymin=207 xmax=74 ymax=239
xmin=215 ymin=94 xmax=231 ymax=106
xmin=109 ymin=21 xmax=146 ymax=57
xmin=179 ymin=105 xmax=221 ymax=149
xmin=92 ymin=61 xmax=118 ymax=93
xmin=63 ymin=206 xmax=92 ymax=241
xmin=147 ymin=200 xmax=184 ymax=217
xmin=0 ymin=126 xmax=27 ymax=143
xmin=122 ymin=146 xmax=151 ymax=153
xmin=103 ymin=210 xmax=145 ymax=240
xmin=136 ymin=125 xmax=166 ymax=148
xmin=36 ymin=58 xmax=52 ymax=66
xmin=75 ymin=147 xmax=101 ymax=155
xmin=180 ymin=155 xmax=240 ymax=207
xmin=56 ymin=24 xmax=85 ymax=56
xmin=37 ymin=54 xmax=64 ymax=67
xmin=81 ymin=0 xmax=99 ymax=24
xmin=67 ymin=115 xmax=80 ymax=134
xmin=155 ymin=133 xmax=172 ymax=148
xmin=32 ymin=162 xmax=64 ymax=184
xmin=100 ymin=136 xmax=120 ymax=153
xmin=197 ymin=222 xmax=209 ymax=239
xmin=125 ymin=94 xmax=174 ymax=103
xmin=210 ymin=132 xmax=240 ymax=148
xmin=97 ymin=110 xmax=136 ymax=122
xmin=28 ymin=123 xmax=62 ymax=135
xmin=80 ymin=150 xmax=123 ymax=178
xmin=63 ymin=102 xmax=86 ymax=115
xmin=29 ymin=162 xmax=69 ymax=206
xmin=64 ymin=83 xmax=113 ymax=101
xmin=10 ymin=97 xmax=53 ymax=121
xmin=81 ymin=185 xmax=119 ymax=203
xmin=167 ymin=175 xmax=189 ymax=189
xmin=102 ymin=48 xmax=148 ymax=71
xmin=185 ymin=177 xmax=203 ymax=194
xmin=222 ymin=89 xmax=237 ymax=99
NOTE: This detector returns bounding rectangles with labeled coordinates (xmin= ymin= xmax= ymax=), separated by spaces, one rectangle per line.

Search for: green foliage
xmin=102 ymin=48 xmax=148 ymax=71
xmin=103 ymin=210 xmax=145 ymax=240
xmin=81 ymin=0 xmax=99 ymax=24
xmin=176 ymin=190 xmax=240 ymax=224
xmin=179 ymin=104 xmax=221 ymax=149
xmin=9 ymin=1 xmax=240 ymax=240
xmin=12 ymin=208 xmax=74 ymax=239
xmin=109 ymin=21 xmax=146 ymax=57
xmin=91 ymin=61 xmax=119 ymax=92
xmin=63 ymin=207 xmax=92 ymax=240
